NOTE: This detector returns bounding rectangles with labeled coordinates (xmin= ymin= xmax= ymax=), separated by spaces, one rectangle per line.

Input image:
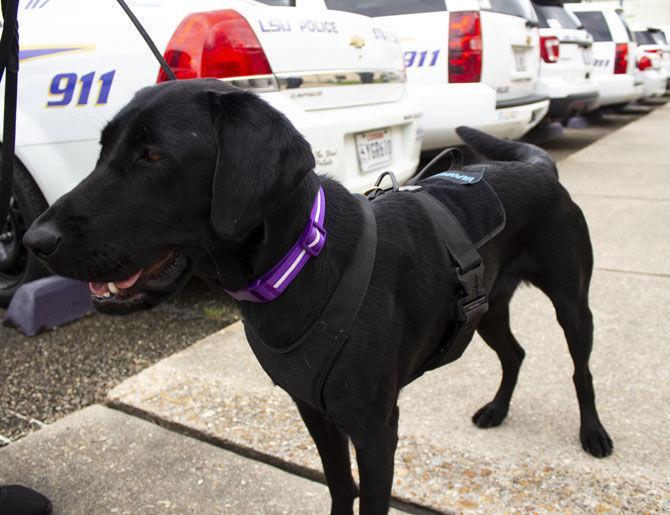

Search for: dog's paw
xmin=472 ymin=402 xmax=508 ymax=428
xmin=580 ymin=423 xmax=613 ymax=458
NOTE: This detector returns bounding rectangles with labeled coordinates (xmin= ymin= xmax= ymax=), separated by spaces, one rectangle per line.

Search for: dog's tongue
xmin=88 ymin=282 xmax=109 ymax=296
xmin=88 ymin=269 xmax=143 ymax=295
xmin=115 ymin=270 xmax=143 ymax=289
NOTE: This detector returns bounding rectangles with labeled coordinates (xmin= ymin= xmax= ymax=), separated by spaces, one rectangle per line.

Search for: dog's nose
xmin=23 ymin=223 xmax=62 ymax=258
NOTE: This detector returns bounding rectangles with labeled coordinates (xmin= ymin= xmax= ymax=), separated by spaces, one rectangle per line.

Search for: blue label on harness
xmin=433 ymin=171 xmax=483 ymax=185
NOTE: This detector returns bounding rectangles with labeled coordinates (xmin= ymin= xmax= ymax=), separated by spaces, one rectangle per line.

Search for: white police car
xmin=566 ymin=2 xmax=642 ymax=110
xmin=531 ymin=0 xmax=600 ymax=121
xmin=0 ymin=0 xmax=422 ymax=305
xmin=314 ymin=0 xmax=550 ymax=152
xmin=632 ymin=25 xmax=669 ymax=97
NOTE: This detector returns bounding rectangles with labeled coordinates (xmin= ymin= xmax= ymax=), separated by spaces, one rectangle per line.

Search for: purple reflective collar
xmin=225 ymin=187 xmax=326 ymax=303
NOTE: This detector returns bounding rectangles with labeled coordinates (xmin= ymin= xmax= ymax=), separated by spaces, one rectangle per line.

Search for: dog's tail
xmin=456 ymin=126 xmax=558 ymax=177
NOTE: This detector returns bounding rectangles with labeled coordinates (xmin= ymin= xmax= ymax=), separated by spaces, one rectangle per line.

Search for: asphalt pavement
xmin=1 ymin=279 xmax=238 ymax=443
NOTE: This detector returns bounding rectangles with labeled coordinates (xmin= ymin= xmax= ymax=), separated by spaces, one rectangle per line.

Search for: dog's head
xmin=23 ymin=79 xmax=315 ymax=313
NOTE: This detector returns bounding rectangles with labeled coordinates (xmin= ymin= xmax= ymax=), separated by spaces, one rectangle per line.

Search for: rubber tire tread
xmin=0 ymin=157 xmax=48 ymax=307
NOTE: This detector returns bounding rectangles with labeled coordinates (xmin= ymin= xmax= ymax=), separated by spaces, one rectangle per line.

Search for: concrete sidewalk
xmin=0 ymin=405 xmax=333 ymax=513
xmin=3 ymin=104 xmax=669 ymax=513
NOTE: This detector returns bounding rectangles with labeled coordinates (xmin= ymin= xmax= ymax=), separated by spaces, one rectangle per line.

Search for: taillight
xmin=157 ymin=10 xmax=273 ymax=83
xmin=614 ymin=42 xmax=628 ymax=74
xmin=638 ymin=55 xmax=652 ymax=71
xmin=449 ymin=11 xmax=482 ymax=83
xmin=540 ymin=36 xmax=560 ymax=63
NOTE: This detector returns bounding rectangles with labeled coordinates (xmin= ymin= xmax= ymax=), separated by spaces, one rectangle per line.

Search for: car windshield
xmin=635 ymin=31 xmax=657 ymax=45
xmin=324 ymin=0 xmax=446 ymax=17
xmin=573 ymin=11 xmax=612 ymax=42
xmin=534 ymin=5 xmax=580 ymax=30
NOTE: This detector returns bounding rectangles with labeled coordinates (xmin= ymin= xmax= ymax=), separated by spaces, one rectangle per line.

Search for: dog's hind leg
xmin=472 ymin=288 xmax=526 ymax=428
xmin=294 ymin=398 xmax=358 ymax=514
xmin=529 ymin=206 xmax=613 ymax=457
xmin=538 ymin=281 xmax=613 ymax=457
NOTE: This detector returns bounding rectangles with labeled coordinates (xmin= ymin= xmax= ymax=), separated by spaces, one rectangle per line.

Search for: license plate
xmin=514 ymin=49 xmax=527 ymax=72
xmin=355 ymin=128 xmax=393 ymax=173
xmin=498 ymin=109 xmax=519 ymax=122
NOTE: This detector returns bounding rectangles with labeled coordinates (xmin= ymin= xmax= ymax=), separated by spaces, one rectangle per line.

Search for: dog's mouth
xmin=88 ymin=249 xmax=190 ymax=311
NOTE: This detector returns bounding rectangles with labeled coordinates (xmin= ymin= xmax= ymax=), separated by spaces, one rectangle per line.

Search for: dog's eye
xmin=145 ymin=150 xmax=162 ymax=162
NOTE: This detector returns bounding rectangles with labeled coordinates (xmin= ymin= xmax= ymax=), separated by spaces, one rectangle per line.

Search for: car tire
xmin=0 ymin=158 xmax=49 ymax=307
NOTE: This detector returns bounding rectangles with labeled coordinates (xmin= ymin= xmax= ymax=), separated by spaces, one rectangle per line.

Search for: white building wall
xmin=574 ymin=0 xmax=670 ymax=26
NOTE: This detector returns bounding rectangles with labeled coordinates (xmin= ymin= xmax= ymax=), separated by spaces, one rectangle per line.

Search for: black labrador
xmin=23 ymin=78 xmax=612 ymax=514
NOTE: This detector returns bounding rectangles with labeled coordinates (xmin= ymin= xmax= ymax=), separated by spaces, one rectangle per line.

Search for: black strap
xmin=0 ymin=0 xmax=19 ymax=232
xmin=318 ymin=195 xmax=377 ymax=335
xmin=310 ymin=195 xmax=377 ymax=409
xmin=114 ymin=0 xmax=176 ymax=81
xmin=411 ymin=190 xmax=489 ymax=376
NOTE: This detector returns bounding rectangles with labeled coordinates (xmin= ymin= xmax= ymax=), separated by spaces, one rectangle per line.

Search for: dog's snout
xmin=23 ymin=223 xmax=62 ymax=259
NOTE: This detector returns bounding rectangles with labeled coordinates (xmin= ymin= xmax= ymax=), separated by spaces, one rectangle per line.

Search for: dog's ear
xmin=207 ymin=89 xmax=315 ymax=241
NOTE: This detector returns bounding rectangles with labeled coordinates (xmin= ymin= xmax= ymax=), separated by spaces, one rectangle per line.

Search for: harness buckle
xmin=456 ymin=264 xmax=488 ymax=323
xmin=301 ymin=219 xmax=327 ymax=256
xmin=457 ymin=294 xmax=489 ymax=323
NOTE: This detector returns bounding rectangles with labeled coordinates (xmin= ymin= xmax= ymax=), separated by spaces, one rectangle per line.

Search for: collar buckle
xmin=301 ymin=219 xmax=327 ymax=256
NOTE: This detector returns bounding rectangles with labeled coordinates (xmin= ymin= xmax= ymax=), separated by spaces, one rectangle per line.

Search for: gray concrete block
xmin=0 ymin=405 xmax=331 ymax=514
xmin=3 ymin=276 xmax=92 ymax=336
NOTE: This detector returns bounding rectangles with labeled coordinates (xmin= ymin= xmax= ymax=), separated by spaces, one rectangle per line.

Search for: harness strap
xmin=317 ymin=195 xmax=377 ymax=334
xmin=245 ymin=194 xmax=377 ymax=412
xmin=411 ymin=190 xmax=489 ymax=376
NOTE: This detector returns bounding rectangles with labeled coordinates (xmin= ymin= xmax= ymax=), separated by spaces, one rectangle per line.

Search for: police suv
xmin=316 ymin=0 xmax=550 ymax=151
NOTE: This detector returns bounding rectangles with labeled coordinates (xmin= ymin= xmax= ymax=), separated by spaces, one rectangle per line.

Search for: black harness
xmin=245 ymin=173 xmax=503 ymax=412
xmin=245 ymin=195 xmax=377 ymax=412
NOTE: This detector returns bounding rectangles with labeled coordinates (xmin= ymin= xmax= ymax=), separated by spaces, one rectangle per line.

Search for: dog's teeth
xmin=102 ymin=292 xmax=111 ymax=298
xmin=108 ymin=282 xmax=119 ymax=295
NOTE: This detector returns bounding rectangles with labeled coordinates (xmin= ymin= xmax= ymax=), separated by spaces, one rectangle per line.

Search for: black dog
xmin=23 ymin=79 xmax=612 ymax=514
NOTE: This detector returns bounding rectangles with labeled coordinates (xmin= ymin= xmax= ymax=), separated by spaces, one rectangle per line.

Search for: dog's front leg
xmin=294 ymin=398 xmax=358 ymax=515
xmin=350 ymin=405 xmax=399 ymax=515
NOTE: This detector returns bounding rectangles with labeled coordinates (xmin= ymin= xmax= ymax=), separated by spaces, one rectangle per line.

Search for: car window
xmin=573 ymin=11 xmax=612 ymax=42
xmin=650 ymin=31 xmax=668 ymax=45
xmin=324 ymin=0 xmax=446 ymax=17
xmin=635 ymin=31 xmax=657 ymax=45
xmin=534 ymin=5 xmax=579 ymax=30
xmin=484 ymin=0 xmax=538 ymax=21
